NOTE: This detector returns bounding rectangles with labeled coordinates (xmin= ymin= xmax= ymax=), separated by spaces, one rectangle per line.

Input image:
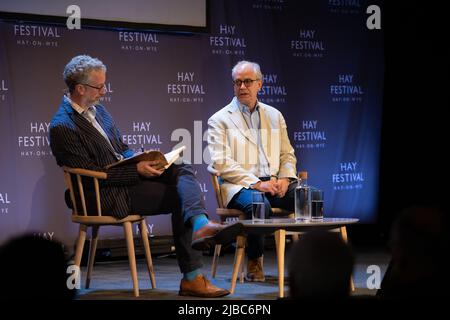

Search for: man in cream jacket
xmin=207 ymin=61 xmax=297 ymax=282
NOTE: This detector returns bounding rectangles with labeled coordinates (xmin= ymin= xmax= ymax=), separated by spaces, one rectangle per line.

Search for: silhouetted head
xmin=288 ymin=230 xmax=354 ymax=299
xmin=0 ymin=234 xmax=75 ymax=300
xmin=390 ymin=206 xmax=448 ymax=282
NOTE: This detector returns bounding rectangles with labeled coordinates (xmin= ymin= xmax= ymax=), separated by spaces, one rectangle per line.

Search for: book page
xmin=163 ymin=145 xmax=186 ymax=169
xmin=105 ymin=145 xmax=185 ymax=169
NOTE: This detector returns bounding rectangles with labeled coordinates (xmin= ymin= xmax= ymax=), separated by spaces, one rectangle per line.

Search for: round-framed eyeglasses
xmin=233 ymin=79 xmax=260 ymax=87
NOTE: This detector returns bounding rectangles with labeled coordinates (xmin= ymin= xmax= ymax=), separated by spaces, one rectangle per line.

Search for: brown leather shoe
xmin=191 ymin=221 xmax=243 ymax=251
xmin=246 ymin=256 xmax=265 ymax=282
xmin=179 ymin=274 xmax=230 ymax=298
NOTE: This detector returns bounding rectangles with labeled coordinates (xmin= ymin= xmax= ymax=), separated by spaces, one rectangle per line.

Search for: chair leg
xmin=139 ymin=219 xmax=156 ymax=289
xmin=340 ymin=226 xmax=355 ymax=291
xmin=230 ymin=235 xmax=246 ymax=295
xmin=74 ymin=224 xmax=87 ymax=267
xmin=123 ymin=221 xmax=139 ymax=297
xmin=291 ymin=233 xmax=300 ymax=242
xmin=211 ymin=244 xmax=222 ymax=278
xmin=239 ymin=254 xmax=245 ymax=283
xmin=274 ymin=229 xmax=286 ymax=298
xmin=85 ymin=225 xmax=99 ymax=289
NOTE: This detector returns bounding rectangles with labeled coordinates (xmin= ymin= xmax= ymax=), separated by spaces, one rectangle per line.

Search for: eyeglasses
xmin=233 ymin=79 xmax=260 ymax=87
xmin=80 ymin=83 xmax=106 ymax=91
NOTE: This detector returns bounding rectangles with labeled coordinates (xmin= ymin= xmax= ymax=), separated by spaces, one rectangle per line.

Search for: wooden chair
xmin=62 ymin=166 xmax=156 ymax=297
xmin=207 ymin=165 xmax=299 ymax=281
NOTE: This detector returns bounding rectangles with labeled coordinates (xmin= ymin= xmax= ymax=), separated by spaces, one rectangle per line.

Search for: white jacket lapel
xmin=227 ymin=102 xmax=257 ymax=146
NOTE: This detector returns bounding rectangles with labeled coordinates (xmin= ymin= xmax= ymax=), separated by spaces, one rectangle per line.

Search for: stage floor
xmin=76 ymin=244 xmax=390 ymax=300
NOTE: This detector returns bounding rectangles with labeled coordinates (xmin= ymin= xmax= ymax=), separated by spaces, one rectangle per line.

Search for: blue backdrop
xmin=0 ymin=0 xmax=384 ymax=247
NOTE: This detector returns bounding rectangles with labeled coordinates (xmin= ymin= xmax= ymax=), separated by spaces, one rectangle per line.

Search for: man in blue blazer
xmin=50 ymin=55 xmax=242 ymax=297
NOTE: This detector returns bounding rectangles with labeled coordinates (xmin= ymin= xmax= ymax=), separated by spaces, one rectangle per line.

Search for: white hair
xmin=231 ymin=60 xmax=263 ymax=80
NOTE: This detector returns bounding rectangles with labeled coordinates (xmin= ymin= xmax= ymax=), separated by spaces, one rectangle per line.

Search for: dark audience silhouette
xmin=288 ymin=230 xmax=354 ymax=299
xmin=0 ymin=233 xmax=76 ymax=300
xmin=377 ymin=206 xmax=449 ymax=299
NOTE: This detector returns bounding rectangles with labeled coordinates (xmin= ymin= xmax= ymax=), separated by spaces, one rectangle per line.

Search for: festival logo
xmin=0 ymin=79 xmax=8 ymax=102
xmin=118 ymin=31 xmax=159 ymax=53
xmin=293 ymin=120 xmax=327 ymax=150
xmin=252 ymin=0 xmax=285 ymax=11
xmin=98 ymin=82 xmax=114 ymax=103
xmin=330 ymin=74 xmax=364 ymax=103
xmin=0 ymin=192 xmax=10 ymax=215
xmin=332 ymin=161 xmax=365 ymax=190
xmin=122 ymin=121 xmax=163 ymax=153
xmin=18 ymin=121 xmax=52 ymax=157
xmin=209 ymin=24 xmax=246 ymax=56
xmin=329 ymin=0 xmax=362 ymax=14
xmin=258 ymin=73 xmax=287 ymax=105
xmin=13 ymin=24 xmax=62 ymax=48
xmin=167 ymin=71 xmax=206 ymax=104
xmin=33 ymin=231 xmax=56 ymax=241
xmin=291 ymin=29 xmax=325 ymax=58
xmin=136 ymin=222 xmax=155 ymax=237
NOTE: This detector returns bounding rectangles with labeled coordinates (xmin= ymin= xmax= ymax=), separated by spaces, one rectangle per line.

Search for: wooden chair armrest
xmin=62 ymin=166 xmax=107 ymax=179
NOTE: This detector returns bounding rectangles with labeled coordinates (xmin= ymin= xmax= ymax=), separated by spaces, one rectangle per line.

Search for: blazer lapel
xmin=227 ymin=100 xmax=257 ymax=145
xmin=94 ymin=109 xmax=122 ymax=153
xmin=64 ymin=102 xmax=118 ymax=157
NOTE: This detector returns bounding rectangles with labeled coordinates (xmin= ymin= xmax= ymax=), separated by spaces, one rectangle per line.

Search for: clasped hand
xmin=254 ymin=178 xmax=290 ymax=198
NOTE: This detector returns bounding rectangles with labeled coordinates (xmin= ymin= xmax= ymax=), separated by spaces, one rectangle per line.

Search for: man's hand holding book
xmin=137 ymin=160 xmax=166 ymax=178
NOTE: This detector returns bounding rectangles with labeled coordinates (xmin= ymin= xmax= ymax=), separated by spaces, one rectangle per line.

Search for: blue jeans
xmin=227 ymin=180 xmax=296 ymax=259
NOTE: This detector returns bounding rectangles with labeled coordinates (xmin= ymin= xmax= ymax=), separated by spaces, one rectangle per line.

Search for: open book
xmin=105 ymin=146 xmax=186 ymax=170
